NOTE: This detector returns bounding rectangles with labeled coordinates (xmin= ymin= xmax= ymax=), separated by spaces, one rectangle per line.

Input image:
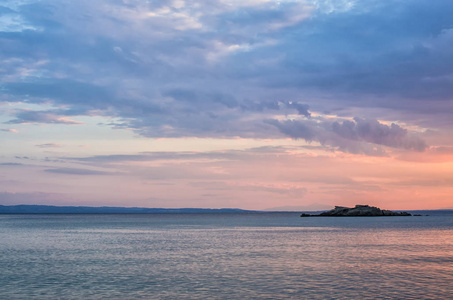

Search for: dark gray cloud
xmin=332 ymin=118 xmax=427 ymax=151
xmin=266 ymin=119 xmax=316 ymax=141
xmin=269 ymin=117 xmax=427 ymax=154
xmin=286 ymin=102 xmax=311 ymax=117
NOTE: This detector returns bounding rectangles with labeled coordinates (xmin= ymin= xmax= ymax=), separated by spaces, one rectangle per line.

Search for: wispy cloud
xmin=0 ymin=128 xmax=18 ymax=133
xmin=44 ymin=167 xmax=113 ymax=176
xmin=35 ymin=143 xmax=61 ymax=148
xmin=8 ymin=110 xmax=83 ymax=125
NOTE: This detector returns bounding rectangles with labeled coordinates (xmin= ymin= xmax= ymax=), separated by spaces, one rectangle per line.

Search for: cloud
xmin=269 ymin=116 xmax=428 ymax=154
xmin=0 ymin=128 xmax=18 ymax=133
xmin=35 ymin=143 xmax=61 ymax=148
xmin=266 ymin=118 xmax=315 ymax=141
xmin=0 ymin=0 xmax=452 ymax=147
xmin=0 ymin=7 xmax=39 ymax=32
xmin=286 ymin=101 xmax=311 ymax=117
xmin=0 ymin=162 xmax=23 ymax=166
xmin=7 ymin=110 xmax=83 ymax=125
xmin=3 ymin=79 xmax=113 ymax=107
xmin=44 ymin=167 xmax=112 ymax=175
xmin=332 ymin=118 xmax=427 ymax=151
xmin=66 ymin=151 xmax=243 ymax=167
xmin=15 ymin=156 xmax=29 ymax=159
xmin=395 ymin=146 xmax=453 ymax=163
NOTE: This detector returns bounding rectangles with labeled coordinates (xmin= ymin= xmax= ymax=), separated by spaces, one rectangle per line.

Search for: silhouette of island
xmin=300 ymin=204 xmax=412 ymax=217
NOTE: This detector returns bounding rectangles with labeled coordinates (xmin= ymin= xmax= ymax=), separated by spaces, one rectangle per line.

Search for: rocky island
xmin=300 ymin=205 xmax=412 ymax=217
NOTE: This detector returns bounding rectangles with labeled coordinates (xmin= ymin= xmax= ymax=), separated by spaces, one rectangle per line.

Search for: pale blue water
xmin=1 ymin=213 xmax=452 ymax=299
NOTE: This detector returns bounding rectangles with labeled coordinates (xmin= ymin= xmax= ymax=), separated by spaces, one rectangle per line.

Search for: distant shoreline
xmin=0 ymin=205 xmax=258 ymax=214
xmin=0 ymin=204 xmax=451 ymax=214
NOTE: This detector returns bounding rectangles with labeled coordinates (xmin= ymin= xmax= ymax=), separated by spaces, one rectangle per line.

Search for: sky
xmin=1 ymin=0 xmax=453 ymax=210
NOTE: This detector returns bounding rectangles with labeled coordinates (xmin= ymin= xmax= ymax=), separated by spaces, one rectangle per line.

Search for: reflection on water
xmin=1 ymin=213 xmax=452 ymax=299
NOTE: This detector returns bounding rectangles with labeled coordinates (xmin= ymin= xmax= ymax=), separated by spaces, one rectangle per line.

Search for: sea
xmin=1 ymin=212 xmax=452 ymax=299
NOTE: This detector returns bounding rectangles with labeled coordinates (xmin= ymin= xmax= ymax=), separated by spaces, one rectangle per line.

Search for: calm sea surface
xmin=1 ymin=212 xmax=452 ymax=299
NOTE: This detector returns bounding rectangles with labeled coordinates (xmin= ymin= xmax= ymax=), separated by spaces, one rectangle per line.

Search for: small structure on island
xmin=300 ymin=204 xmax=411 ymax=217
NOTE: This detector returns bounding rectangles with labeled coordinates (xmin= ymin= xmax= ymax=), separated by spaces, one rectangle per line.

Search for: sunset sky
xmin=1 ymin=0 xmax=452 ymax=210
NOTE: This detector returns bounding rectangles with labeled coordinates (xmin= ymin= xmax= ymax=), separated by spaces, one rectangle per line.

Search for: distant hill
xmin=1 ymin=205 xmax=451 ymax=215
xmin=0 ymin=205 xmax=257 ymax=214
